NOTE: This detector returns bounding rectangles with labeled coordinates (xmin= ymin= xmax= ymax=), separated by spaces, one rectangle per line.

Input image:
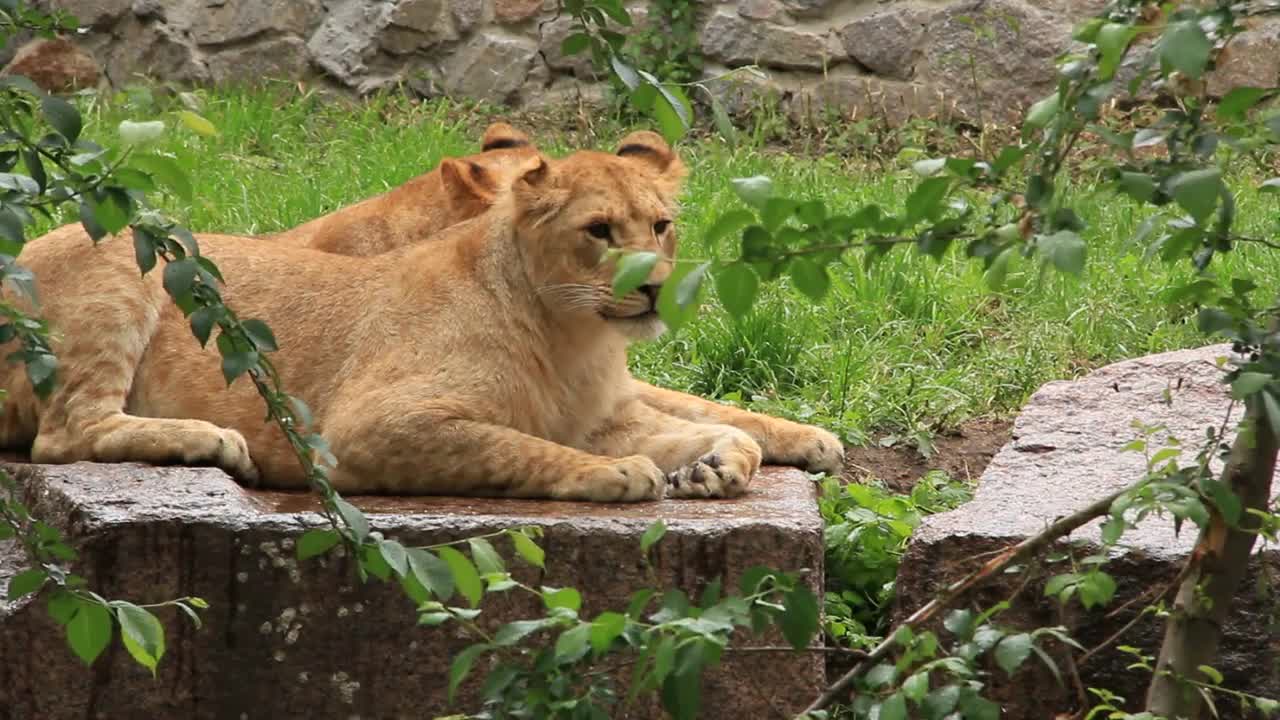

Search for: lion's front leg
xmin=321 ymin=385 xmax=666 ymax=502
xmin=633 ymin=380 xmax=845 ymax=475
xmin=587 ymin=397 xmax=762 ymax=499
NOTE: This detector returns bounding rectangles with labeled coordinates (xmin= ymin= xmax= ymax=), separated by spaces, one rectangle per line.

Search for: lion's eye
xmin=653 ymin=220 xmax=671 ymax=235
xmin=586 ymin=222 xmax=612 ymax=241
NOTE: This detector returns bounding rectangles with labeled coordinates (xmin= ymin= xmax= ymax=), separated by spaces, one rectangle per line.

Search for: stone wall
xmin=29 ymin=0 xmax=1280 ymax=123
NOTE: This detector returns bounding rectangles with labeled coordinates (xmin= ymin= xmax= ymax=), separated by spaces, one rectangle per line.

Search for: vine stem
xmin=800 ymin=479 xmax=1140 ymax=715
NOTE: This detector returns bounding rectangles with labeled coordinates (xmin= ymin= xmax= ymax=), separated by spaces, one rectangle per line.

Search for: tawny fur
xmin=0 ymin=134 xmax=798 ymax=501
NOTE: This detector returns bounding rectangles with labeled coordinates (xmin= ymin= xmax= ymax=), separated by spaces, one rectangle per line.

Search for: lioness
xmin=0 ymin=133 xmax=824 ymax=501
xmin=279 ymin=124 xmax=845 ymax=477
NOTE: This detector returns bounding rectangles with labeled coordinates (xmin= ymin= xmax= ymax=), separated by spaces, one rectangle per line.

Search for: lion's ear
xmin=512 ymin=157 xmax=568 ymax=222
xmin=480 ymin=122 xmax=532 ymax=152
xmin=615 ymin=131 xmax=687 ymax=194
xmin=440 ymin=157 xmax=498 ymax=207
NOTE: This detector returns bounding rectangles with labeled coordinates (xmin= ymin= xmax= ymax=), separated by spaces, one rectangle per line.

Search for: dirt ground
xmin=840 ymin=417 xmax=1013 ymax=492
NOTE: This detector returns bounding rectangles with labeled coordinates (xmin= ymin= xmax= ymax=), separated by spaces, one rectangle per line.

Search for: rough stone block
xmin=896 ymin=345 xmax=1280 ymax=718
xmin=700 ymin=8 xmax=842 ymax=72
xmin=0 ymin=462 xmax=824 ymax=719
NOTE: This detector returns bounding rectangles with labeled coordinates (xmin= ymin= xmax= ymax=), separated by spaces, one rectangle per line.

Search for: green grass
xmin=43 ymin=86 xmax=1280 ymax=448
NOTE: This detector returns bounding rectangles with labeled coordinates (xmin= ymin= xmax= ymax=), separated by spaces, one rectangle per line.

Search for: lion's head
xmin=508 ymin=131 xmax=687 ymax=341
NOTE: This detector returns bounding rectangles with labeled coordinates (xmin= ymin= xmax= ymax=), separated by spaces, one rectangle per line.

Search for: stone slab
xmin=0 ymin=462 xmax=824 ymax=719
xmin=896 ymin=345 xmax=1280 ymax=718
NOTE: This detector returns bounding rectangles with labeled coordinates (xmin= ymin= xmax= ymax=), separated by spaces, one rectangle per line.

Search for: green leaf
xmin=865 ymin=663 xmax=898 ymax=689
xmin=241 ymin=319 xmax=278 ymax=353
xmin=47 ymin=590 xmax=79 ymax=625
xmin=439 ymin=546 xmax=483 ymax=607
xmin=789 ymin=257 xmax=829 ymax=302
xmin=912 ymin=158 xmax=946 ymax=177
xmin=131 ymin=154 xmax=193 ymax=201
xmin=162 ymin=258 xmax=198 ymax=300
xmin=561 ymin=32 xmax=590 ymax=56
xmin=1197 ymin=664 xmax=1224 ymax=685
xmin=641 ymin=519 xmax=667 ymax=553
xmin=555 ymin=623 xmax=592 ymax=662
xmin=994 ymin=633 xmax=1034 ymax=675
xmin=494 ymin=618 xmax=555 ymax=646
xmin=1160 ymin=20 xmax=1212 ymax=80
xmin=1117 ymin=172 xmax=1157 ymax=203
xmin=1096 ymin=24 xmax=1138 ymax=80
xmin=708 ymin=92 xmax=737 ymax=149
xmin=944 ymin=609 xmax=974 ymax=639
xmin=379 ymin=539 xmax=409 ymax=577
xmin=902 ymin=671 xmax=930 ymax=702
xmin=66 ymin=599 xmax=112 ymax=665
xmin=923 ymin=685 xmax=961 ymax=718
xmin=407 ymin=548 xmax=455 ymax=602
xmin=715 ymin=264 xmax=758 ymax=319
xmin=1256 ymin=697 xmax=1280 ymax=715
xmin=41 ymin=95 xmax=82 ymax=143
xmin=1232 ymin=372 xmax=1272 ymax=400
xmin=761 ymin=197 xmax=796 ymax=232
xmin=510 ymin=531 xmax=544 ymax=569
xmin=904 ymin=176 xmax=951 ymax=224
xmin=448 ymin=643 xmax=489 ymax=700
xmin=1038 ymin=230 xmax=1086 ymax=276
xmin=958 ymin=692 xmax=1000 ymax=720
xmin=1024 ymin=93 xmax=1060 ymax=130
xmin=878 ymin=693 xmax=907 ymax=720
xmin=651 ymin=89 xmax=686 ymax=145
xmin=118 ymin=119 xmax=166 ymax=145
xmin=7 ymin=567 xmax=47 ymax=600
xmin=468 ymin=537 xmax=505 ymax=576
xmin=1218 ymin=87 xmax=1269 ymax=122
xmin=1169 ymin=168 xmax=1223 ymax=224
xmin=114 ymin=602 xmax=166 ymax=675
xmin=675 ymin=261 xmax=710 ymax=310
xmin=90 ymin=192 xmax=129 ymax=235
xmin=731 ymin=176 xmax=774 ymax=209
xmin=778 ymin=584 xmax=819 ymax=649
xmin=1201 ymin=478 xmax=1242 ymax=525
xmin=220 ymin=350 xmax=257 ymax=385
xmin=704 ymin=210 xmax=754 ymax=247
xmin=176 ymin=110 xmax=219 ymax=137
xmin=612 ymin=251 xmax=659 ymax=298
xmin=590 ymin=611 xmax=627 ymax=652
xmin=611 ymin=55 xmax=641 ymax=90
xmin=543 ymin=586 xmax=582 ymax=612
xmin=296 ymin=528 xmax=340 ymax=560
xmin=332 ymin=496 xmax=370 ymax=543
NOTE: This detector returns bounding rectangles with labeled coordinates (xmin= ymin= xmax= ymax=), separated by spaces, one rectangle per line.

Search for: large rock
xmin=1209 ymin=17 xmax=1280 ymax=97
xmin=700 ymin=8 xmax=841 ymax=72
xmin=896 ymin=345 xmax=1280 ymax=718
xmin=913 ymin=0 xmax=1068 ymax=122
xmin=838 ymin=6 xmax=930 ymax=80
xmin=163 ymin=0 xmax=323 ymax=46
xmin=791 ymin=72 xmax=946 ymax=126
xmin=442 ymin=31 xmax=538 ymax=104
xmin=0 ymin=462 xmax=824 ymax=719
xmin=206 ymin=35 xmax=311 ymax=85
xmin=1 ymin=37 xmax=102 ymax=92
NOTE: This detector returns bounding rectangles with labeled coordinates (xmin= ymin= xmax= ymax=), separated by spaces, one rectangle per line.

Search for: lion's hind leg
xmin=19 ymin=242 xmax=258 ymax=481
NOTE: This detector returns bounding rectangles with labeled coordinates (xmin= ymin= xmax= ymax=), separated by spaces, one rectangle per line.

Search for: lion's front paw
xmin=770 ymin=425 xmax=844 ymax=475
xmin=578 ymin=455 xmax=666 ymax=502
xmin=666 ymin=447 xmax=757 ymax=499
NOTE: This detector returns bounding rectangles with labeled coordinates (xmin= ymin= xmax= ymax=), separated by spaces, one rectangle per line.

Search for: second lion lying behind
xmin=2 ymin=134 xmax=779 ymax=500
